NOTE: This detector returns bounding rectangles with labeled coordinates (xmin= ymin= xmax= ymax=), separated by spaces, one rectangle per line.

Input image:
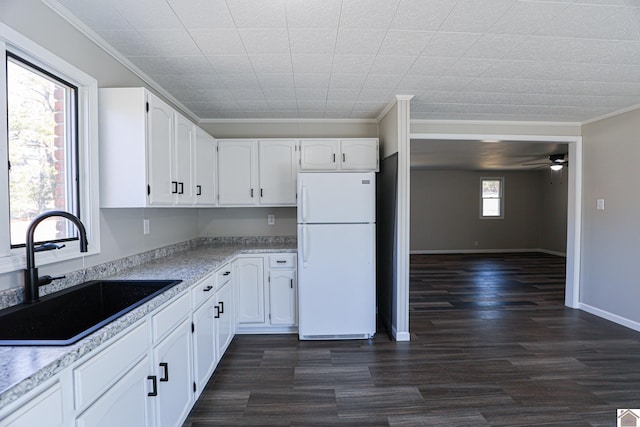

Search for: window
xmin=481 ymin=177 xmax=504 ymax=218
xmin=7 ymin=54 xmax=79 ymax=247
xmin=0 ymin=23 xmax=100 ymax=273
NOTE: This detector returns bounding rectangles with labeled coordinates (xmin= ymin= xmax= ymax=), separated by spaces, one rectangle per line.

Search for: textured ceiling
xmin=51 ymin=0 xmax=640 ymax=122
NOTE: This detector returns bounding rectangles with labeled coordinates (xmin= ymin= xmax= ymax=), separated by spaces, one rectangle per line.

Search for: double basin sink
xmin=0 ymin=279 xmax=181 ymax=346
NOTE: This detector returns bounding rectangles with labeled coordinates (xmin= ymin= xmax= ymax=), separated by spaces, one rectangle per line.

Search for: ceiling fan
xmin=523 ymin=153 xmax=568 ymax=170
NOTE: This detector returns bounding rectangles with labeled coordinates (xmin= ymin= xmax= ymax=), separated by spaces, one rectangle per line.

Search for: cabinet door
xmin=299 ymin=139 xmax=339 ymax=170
xmin=76 ymin=357 xmax=152 ymax=427
xmin=194 ymin=128 xmax=217 ymax=206
xmin=192 ymin=298 xmax=216 ymax=397
xmin=147 ymin=92 xmax=174 ymax=205
xmin=0 ymin=381 xmax=65 ymax=427
xmin=235 ymin=257 xmax=264 ymax=324
xmin=174 ymin=114 xmax=195 ymax=205
xmin=218 ymin=140 xmax=258 ymax=206
xmin=152 ymin=318 xmax=193 ymax=427
xmin=269 ymin=270 xmax=297 ymax=326
xmin=259 ymin=140 xmax=298 ymax=205
xmin=215 ymin=280 xmax=235 ymax=356
xmin=340 ymin=139 xmax=379 ymax=171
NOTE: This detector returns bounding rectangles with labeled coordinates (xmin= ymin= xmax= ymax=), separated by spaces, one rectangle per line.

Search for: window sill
xmin=0 ymin=246 xmax=100 ymax=275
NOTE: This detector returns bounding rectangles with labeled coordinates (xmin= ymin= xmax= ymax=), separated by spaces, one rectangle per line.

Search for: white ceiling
xmin=51 ymin=0 xmax=640 ymax=122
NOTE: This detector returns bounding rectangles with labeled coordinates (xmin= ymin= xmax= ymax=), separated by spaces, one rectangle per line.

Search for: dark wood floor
xmin=184 ymin=253 xmax=640 ymax=426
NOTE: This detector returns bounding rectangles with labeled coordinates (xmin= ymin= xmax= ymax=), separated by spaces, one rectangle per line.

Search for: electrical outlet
xmin=143 ymin=219 xmax=150 ymax=235
xmin=597 ymin=199 xmax=605 ymax=210
xmin=267 ymin=214 xmax=275 ymax=225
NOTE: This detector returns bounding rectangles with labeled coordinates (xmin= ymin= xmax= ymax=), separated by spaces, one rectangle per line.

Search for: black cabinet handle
xmin=203 ymin=285 xmax=213 ymax=292
xmin=342 ymin=153 xmax=346 ymax=162
xmin=223 ymin=271 xmax=231 ymax=276
xmin=276 ymin=260 xmax=286 ymax=264
xmin=171 ymin=181 xmax=178 ymax=194
xmin=178 ymin=182 xmax=184 ymax=194
xmin=159 ymin=362 xmax=169 ymax=382
xmin=250 ymin=188 xmax=254 ymax=198
xmin=260 ymin=188 xmax=263 ymax=197
xmin=147 ymin=376 xmax=158 ymax=396
xmin=333 ymin=153 xmax=336 ymax=163
xmin=219 ymin=301 xmax=224 ymax=314
xmin=290 ymin=279 xmax=293 ymax=289
xmin=196 ymin=185 xmax=202 ymax=196
xmin=214 ymin=305 xmax=220 ymax=319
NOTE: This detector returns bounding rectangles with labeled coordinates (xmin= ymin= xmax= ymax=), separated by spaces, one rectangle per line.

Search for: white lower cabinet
xmin=0 ymin=376 xmax=68 ymax=427
xmin=235 ymin=253 xmax=297 ymax=333
xmin=150 ymin=318 xmax=193 ymax=427
xmin=76 ymin=357 xmax=152 ymax=427
xmin=215 ymin=278 xmax=235 ymax=355
xmin=235 ymin=257 xmax=265 ymax=324
xmin=191 ymin=274 xmax=217 ymax=398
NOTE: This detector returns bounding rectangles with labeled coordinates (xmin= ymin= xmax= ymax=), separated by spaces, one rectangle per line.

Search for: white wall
xmin=580 ymin=108 xmax=640 ymax=324
xmin=200 ymin=120 xmax=378 ymax=139
xmin=199 ymin=207 xmax=296 ymax=237
xmin=0 ymin=0 xmax=200 ymax=291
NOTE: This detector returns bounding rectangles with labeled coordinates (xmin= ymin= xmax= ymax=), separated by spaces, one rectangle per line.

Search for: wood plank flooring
xmin=183 ymin=253 xmax=640 ymax=426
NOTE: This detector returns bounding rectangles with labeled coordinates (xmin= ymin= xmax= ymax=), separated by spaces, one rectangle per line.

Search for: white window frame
xmin=480 ymin=177 xmax=504 ymax=219
xmin=0 ymin=22 xmax=100 ymax=274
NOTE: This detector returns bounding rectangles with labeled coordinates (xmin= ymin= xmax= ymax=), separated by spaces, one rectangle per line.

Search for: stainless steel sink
xmin=0 ymin=279 xmax=181 ymax=346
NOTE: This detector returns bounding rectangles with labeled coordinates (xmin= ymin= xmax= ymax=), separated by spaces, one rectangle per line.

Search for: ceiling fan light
xmin=550 ymin=164 xmax=563 ymax=171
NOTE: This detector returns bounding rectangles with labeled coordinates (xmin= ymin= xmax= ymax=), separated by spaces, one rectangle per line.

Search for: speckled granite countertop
xmin=0 ymin=239 xmax=296 ymax=409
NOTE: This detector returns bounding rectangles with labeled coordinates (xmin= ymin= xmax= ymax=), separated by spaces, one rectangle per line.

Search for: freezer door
xmin=297 ymin=172 xmax=375 ymax=224
xmin=298 ymin=223 xmax=375 ymax=339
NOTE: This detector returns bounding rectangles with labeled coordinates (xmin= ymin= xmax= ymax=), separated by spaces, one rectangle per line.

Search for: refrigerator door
xmin=298 ymin=223 xmax=376 ymax=339
xmin=298 ymin=172 xmax=375 ymax=224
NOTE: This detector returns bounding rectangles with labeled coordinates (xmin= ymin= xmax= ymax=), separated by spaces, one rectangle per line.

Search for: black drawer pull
xmin=223 ymin=271 xmax=231 ymax=276
xmin=219 ymin=301 xmax=224 ymax=314
xmin=171 ymin=181 xmax=178 ymax=194
xmin=203 ymin=285 xmax=213 ymax=292
xmin=178 ymin=182 xmax=184 ymax=194
xmin=159 ymin=362 xmax=169 ymax=382
xmin=214 ymin=305 xmax=220 ymax=319
xmin=147 ymin=376 xmax=158 ymax=396
xmin=196 ymin=185 xmax=202 ymax=196
xmin=276 ymin=260 xmax=286 ymax=263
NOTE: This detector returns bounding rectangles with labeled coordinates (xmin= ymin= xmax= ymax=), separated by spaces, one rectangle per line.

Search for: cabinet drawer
xmin=191 ymin=274 xmax=215 ymax=309
xmin=152 ymin=292 xmax=190 ymax=343
xmin=74 ymin=321 xmax=149 ymax=411
xmin=269 ymin=254 xmax=296 ymax=269
xmin=215 ymin=264 xmax=233 ymax=289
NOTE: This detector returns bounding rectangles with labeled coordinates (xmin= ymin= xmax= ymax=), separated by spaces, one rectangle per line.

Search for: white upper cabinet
xmin=173 ymin=113 xmax=195 ymax=205
xmin=146 ymin=93 xmax=175 ymax=205
xmin=259 ymin=140 xmax=298 ymax=205
xmin=99 ymin=87 xmax=208 ymax=208
xmin=340 ymin=139 xmax=379 ymax=171
xmin=193 ymin=128 xmax=217 ymax=206
xmin=299 ymin=139 xmax=339 ymax=170
xmin=217 ymin=140 xmax=258 ymax=206
xmin=300 ymin=138 xmax=379 ymax=172
xmin=217 ymin=139 xmax=298 ymax=207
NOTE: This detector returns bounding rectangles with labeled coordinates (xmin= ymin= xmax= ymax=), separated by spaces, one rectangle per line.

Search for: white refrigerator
xmin=297 ymin=172 xmax=376 ymax=340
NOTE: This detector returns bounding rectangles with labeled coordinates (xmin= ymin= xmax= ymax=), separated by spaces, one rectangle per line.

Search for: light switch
xmin=143 ymin=219 xmax=150 ymax=234
xmin=267 ymin=214 xmax=275 ymax=225
xmin=596 ymin=199 xmax=605 ymax=210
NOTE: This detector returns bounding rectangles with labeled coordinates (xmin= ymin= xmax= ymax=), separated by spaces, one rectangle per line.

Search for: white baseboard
xmin=393 ymin=328 xmax=411 ymax=342
xmin=410 ymin=248 xmax=566 ymax=256
xmin=579 ymin=303 xmax=640 ymax=333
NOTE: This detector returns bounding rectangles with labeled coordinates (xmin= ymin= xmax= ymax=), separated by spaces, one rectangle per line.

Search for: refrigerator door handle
xmin=301 ymin=185 xmax=308 ymax=222
xmin=302 ymin=225 xmax=310 ymax=263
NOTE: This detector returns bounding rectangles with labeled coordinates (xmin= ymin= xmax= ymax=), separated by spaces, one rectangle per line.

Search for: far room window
xmin=6 ymin=53 xmax=79 ymax=247
xmin=480 ymin=177 xmax=504 ymax=219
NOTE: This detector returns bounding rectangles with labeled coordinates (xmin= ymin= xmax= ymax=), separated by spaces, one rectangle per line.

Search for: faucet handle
xmin=34 ymin=242 xmax=66 ymax=252
xmin=37 ymin=275 xmax=66 ymax=287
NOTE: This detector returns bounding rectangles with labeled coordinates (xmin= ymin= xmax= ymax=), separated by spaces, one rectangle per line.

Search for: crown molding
xmin=42 ymin=0 xmax=200 ymax=124
xmin=376 ymin=94 xmax=415 ymax=122
xmin=581 ymin=103 xmax=640 ymax=126
xmin=198 ymin=118 xmax=377 ymax=125
xmin=410 ymin=118 xmax=582 ymax=127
